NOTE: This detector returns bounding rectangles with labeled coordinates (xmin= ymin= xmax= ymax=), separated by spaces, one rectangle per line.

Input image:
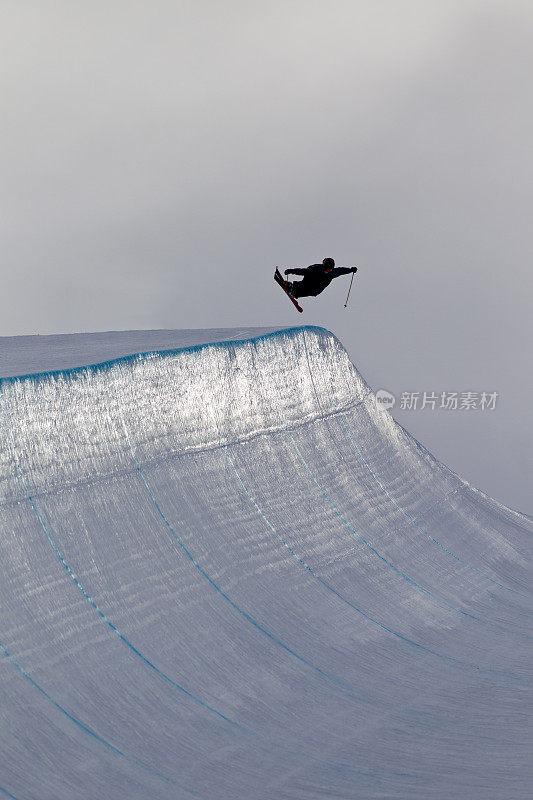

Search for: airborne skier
xmin=274 ymin=259 xmax=357 ymax=312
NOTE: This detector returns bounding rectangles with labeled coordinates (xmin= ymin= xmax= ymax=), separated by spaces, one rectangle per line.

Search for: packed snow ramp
xmin=0 ymin=326 xmax=531 ymax=800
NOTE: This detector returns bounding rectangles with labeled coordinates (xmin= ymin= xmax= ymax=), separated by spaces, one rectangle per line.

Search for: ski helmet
xmin=323 ymin=257 xmax=335 ymax=269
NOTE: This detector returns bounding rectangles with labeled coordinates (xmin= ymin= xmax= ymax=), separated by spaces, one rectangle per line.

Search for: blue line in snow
xmin=0 ymin=640 xmax=200 ymax=796
xmin=222 ymin=445 xmax=509 ymax=673
xmin=123 ymin=432 xmax=359 ymax=697
xmin=16 ymin=467 xmax=242 ymax=728
xmin=287 ymin=431 xmax=529 ymax=640
xmin=0 ymin=326 xmax=329 ymax=385
xmin=0 ymin=785 xmax=23 ymax=800
xmin=341 ymin=414 xmax=528 ymax=599
xmin=299 ymin=328 xmax=529 ymax=600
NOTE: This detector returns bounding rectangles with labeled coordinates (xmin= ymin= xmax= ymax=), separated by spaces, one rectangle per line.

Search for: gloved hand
xmin=351 ymin=267 xmax=358 ymax=273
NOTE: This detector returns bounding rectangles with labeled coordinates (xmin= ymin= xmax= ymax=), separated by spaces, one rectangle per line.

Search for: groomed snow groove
xmin=0 ymin=326 xmax=531 ymax=800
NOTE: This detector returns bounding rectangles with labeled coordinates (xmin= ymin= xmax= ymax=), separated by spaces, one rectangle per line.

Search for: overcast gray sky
xmin=2 ymin=0 xmax=532 ymax=513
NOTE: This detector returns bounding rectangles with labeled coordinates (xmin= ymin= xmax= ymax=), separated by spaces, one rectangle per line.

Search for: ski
xmin=274 ymin=268 xmax=303 ymax=313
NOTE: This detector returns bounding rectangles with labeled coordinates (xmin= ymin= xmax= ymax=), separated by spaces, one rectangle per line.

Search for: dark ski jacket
xmin=285 ymin=263 xmax=353 ymax=297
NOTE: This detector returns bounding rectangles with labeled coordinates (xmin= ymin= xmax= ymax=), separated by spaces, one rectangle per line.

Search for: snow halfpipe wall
xmin=0 ymin=326 xmax=531 ymax=799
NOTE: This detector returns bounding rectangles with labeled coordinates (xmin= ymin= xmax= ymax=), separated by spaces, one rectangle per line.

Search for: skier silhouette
xmin=281 ymin=258 xmax=357 ymax=298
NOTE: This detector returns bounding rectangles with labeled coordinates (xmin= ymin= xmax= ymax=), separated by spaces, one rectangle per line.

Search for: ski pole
xmin=344 ymin=271 xmax=355 ymax=308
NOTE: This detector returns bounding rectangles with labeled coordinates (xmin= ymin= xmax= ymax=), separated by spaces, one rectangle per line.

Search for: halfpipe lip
xmin=0 ymin=325 xmax=335 ymax=384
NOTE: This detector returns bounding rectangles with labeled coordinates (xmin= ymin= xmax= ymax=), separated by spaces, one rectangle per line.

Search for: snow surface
xmin=0 ymin=327 xmax=285 ymax=378
xmin=0 ymin=326 xmax=531 ymax=800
